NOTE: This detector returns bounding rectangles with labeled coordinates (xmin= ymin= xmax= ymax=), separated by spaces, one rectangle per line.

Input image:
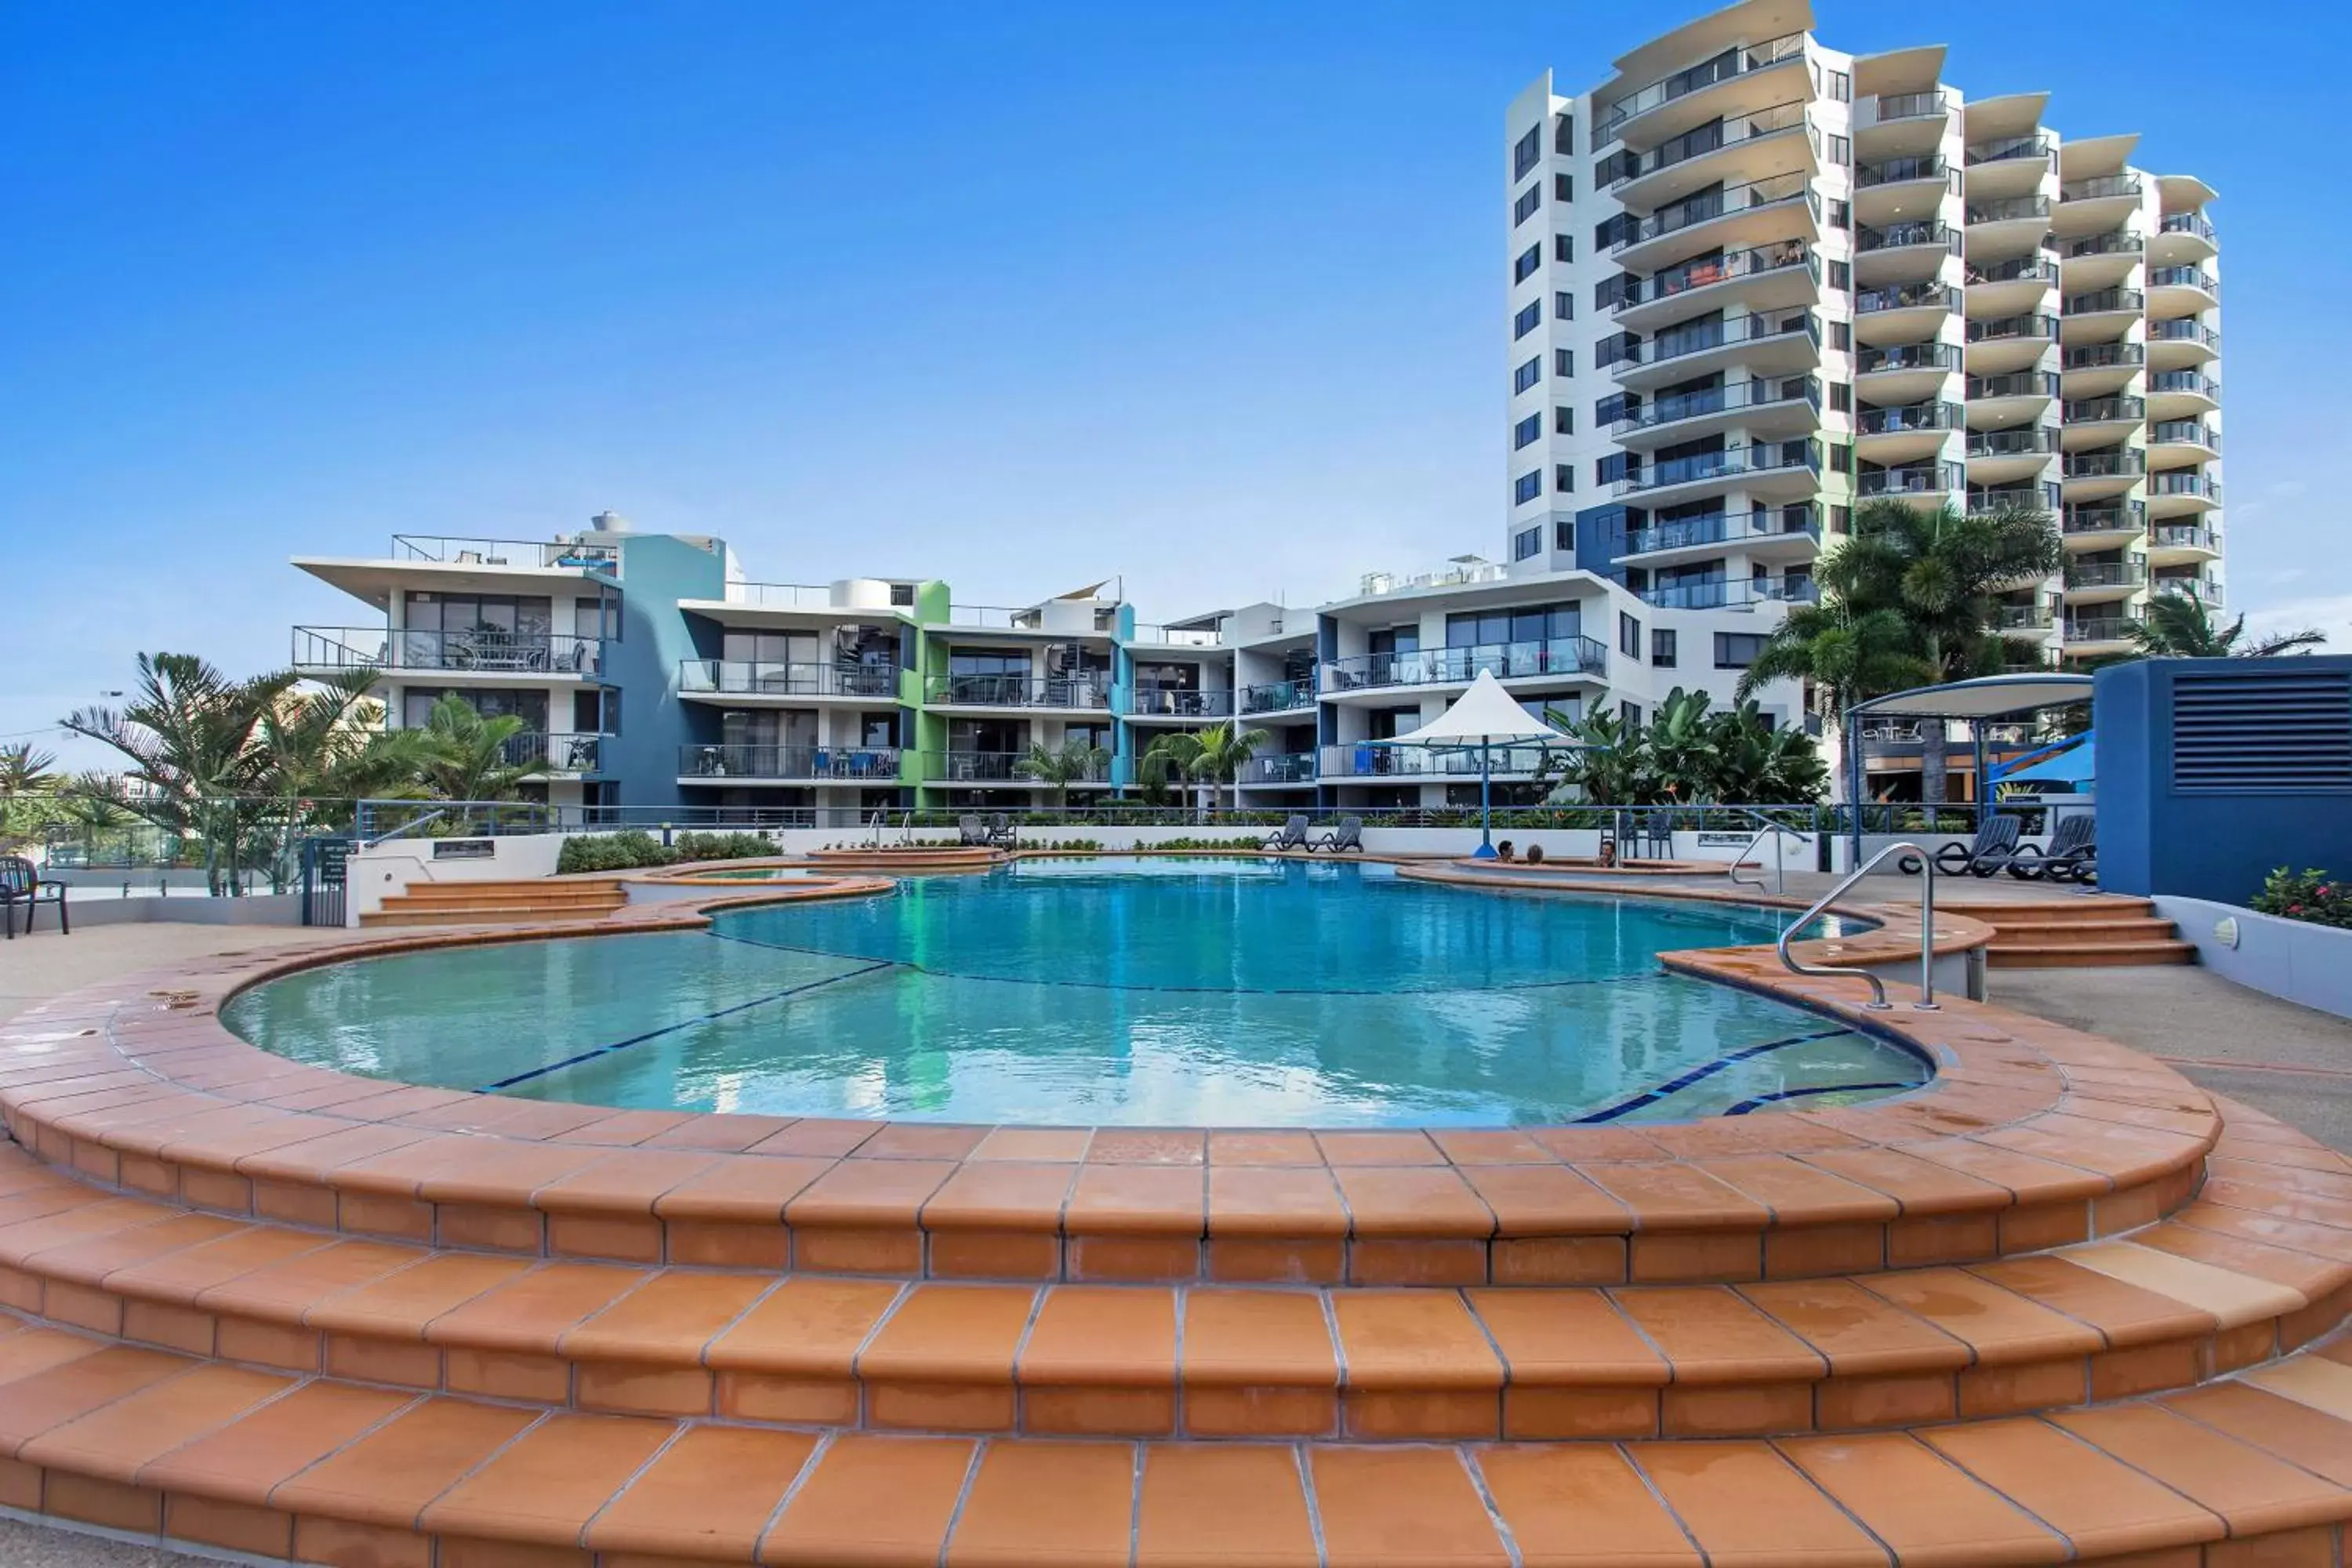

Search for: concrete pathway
xmin=0 ymin=924 xmax=348 ymax=1028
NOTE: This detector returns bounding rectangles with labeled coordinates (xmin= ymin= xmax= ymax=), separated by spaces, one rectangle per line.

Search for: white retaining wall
xmin=347 ymin=836 xmax=564 ymax=923
xmin=2152 ymin=895 xmax=2352 ymax=1021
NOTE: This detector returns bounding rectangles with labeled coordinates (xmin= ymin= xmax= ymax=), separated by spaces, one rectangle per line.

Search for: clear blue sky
xmin=3 ymin=0 xmax=2340 ymax=765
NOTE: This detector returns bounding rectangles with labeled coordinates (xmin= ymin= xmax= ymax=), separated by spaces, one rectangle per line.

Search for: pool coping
xmin=0 ymin=859 xmax=2225 ymax=1287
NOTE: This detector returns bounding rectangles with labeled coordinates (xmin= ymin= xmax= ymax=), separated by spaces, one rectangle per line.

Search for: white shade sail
xmin=1368 ymin=670 xmax=1575 ymax=746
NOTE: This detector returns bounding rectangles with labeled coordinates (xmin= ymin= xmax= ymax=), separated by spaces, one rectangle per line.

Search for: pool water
xmin=223 ymin=859 xmax=1926 ymax=1127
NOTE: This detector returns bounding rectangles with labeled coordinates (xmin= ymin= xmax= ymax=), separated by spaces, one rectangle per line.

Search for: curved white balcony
xmin=1855 ymin=339 xmax=1962 ymax=406
xmin=1858 ymin=459 xmax=1965 ymax=504
xmin=1610 ymin=169 xmax=1817 ymax=274
xmin=2058 ymin=340 xmax=2146 ymax=399
xmin=1610 ymin=440 xmax=1822 ymax=507
xmin=1962 ymin=134 xmax=2055 ymax=199
xmin=1964 ymin=313 xmax=2060 ymax=377
xmin=2060 ymin=448 xmax=2145 ymax=501
xmin=2146 ymin=419 xmax=2221 ymax=467
xmin=2063 ymin=608 xmax=2147 ymax=651
xmin=1965 ymin=425 xmax=2062 ymax=485
xmin=2147 ymin=318 xmax=2221 ymax=371
xmin=1621 ymin=506 xmax=1820 ymax=565
xmin=2147 ymin=265 xmax=2220 ymax=317
xmin=1857 ymin=400 xmax=1963 ymax=466
xmin=1855 ymin=220 xmax=1960 ymax=286
xmin=2144 ymin=370 xmax=2220 ymax=420
xmin=1854 ymin=281 xmax=1960 ymax=348
xmin=2061 ymin=502 xmax=2146 ymax=547
xmin=2059 ymin=395 xmax=2144 ymax=450
xmin=1967 ymin=369 xmax=2058 ymax=424
xmin=1607 ymin=310 xmax=1820 ymax=392
xmin=2154 ymin=211 xmax=2218 ymax=265
xmin=1965 ymin=194 xmax=2053 ymax=252
xmin=2147 ymin=523 xmax=2223 ymax=565
xmin=2056 ymin=173 xmax=2145 ymax=235
xmin=1609 ymin=374 xmax=1821 ymax=449
xmin=1594 ymin=31 xmax=1808 ymax=151
xmin=1855 ymin=89 xmax=1953 ymax=158
xmin=2059 ymin=287 xmax=2144 ymax=345
xmin=2057 ymin=229 xmax=2145 ymax=292
xmin=1853 ymin=154 xmax=1957 ymax=227
xmin=2062 ymin=558 xmax=2147 ymax=604
xmin=2146 ymin=470 xmax=2221 ymax=517
xmin=1602 ymin=99 xmax=1813 ymax=210
xmin=2151 ymin=574 xmax=2224 ymax=612
xmin=1608 ymin=240 xmax=1817 ymax=332
xmin=1963 ymin=254 xmax=2058 ymax=318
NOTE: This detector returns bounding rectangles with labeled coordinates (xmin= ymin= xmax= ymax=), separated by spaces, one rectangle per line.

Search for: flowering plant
xmin=2250 ymin=868 xmax=2352 ymax=931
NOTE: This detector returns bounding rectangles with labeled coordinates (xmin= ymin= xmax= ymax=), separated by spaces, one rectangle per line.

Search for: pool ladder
xmin=1724 ymin=809 xmax=1806 ymax=897
xmin=1776 ymin=840 xmax=1940 ymax=1012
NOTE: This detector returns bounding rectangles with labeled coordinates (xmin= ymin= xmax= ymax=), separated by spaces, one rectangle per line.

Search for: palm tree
xmin=417 ymin=695 xmax=538 ymax=804
xmin=1539 ymin=706 xmax=1645 ymax=805
xmin=1012 ymin=734 xmax=1111 ymax=811
xmin=1734 ymin=602 xmax=1933 ymax=800
xmin=1142 ymin=723 xmax=1270 ymax=815
xmin=2127 ymin=593 xmax=2327 ymax=659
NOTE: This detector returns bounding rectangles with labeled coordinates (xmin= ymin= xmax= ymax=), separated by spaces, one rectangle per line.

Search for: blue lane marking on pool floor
xmin=1569 ymin=1027 xmax=1864 ymax=1123
xmin=1724 ymin=1080 xmax=1915 ymax=1116
xmin=474 ymin=958 xmax=898 ymax=1094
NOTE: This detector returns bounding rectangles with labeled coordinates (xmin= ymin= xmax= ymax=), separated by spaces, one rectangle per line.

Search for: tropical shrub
xmin=555 ymin=829 xmax=776 ymax=874
xmin=2250 ymin=868 xmax=2352 ymax=931
xmin=1537 ymin=688 xmax=1828 ymax=806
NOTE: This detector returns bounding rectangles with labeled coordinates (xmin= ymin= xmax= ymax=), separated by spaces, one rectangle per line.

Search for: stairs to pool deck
xmin=359 ymin=877 xmax=629 ymax=928
xmin=1940 ymin=895 xmax=2198 ymax=969
xmin=2 ymin=975 xmax=2350 ymax=1564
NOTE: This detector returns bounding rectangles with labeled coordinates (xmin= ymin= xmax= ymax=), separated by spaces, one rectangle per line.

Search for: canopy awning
xmin=2003 ymin=739 xmax=2096 ymax=786
xmin=1846 ymin=673 xmax=2094 ymax=721
xmin=1367 ymin=670 xmax=1576 ymax=746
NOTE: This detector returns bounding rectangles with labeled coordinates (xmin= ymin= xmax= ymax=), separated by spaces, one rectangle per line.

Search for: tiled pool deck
xmin=0 ymin=866 xmax=2347 ymax=1567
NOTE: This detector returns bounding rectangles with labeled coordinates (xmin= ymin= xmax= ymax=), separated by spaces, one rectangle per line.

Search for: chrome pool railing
xmin=1777 ymin=840 xmax=1938 ymax=1012
xmin=1723 ymin=807 xmax=1806 ymax=896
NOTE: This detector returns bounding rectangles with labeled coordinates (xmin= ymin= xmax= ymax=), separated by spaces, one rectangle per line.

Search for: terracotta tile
xmin=1315 ymin=1130 xmax=1444 ymax=1166
xmin=303 ymin=1253 xmax=532 ymax=1340
xmin=1919 ymin=1415 xmax=2223 ymax=1556
xmin=270 ymin=1396 xmax=539 ymax=1529
xmin=782 ymin=1158 xmax=956 ymax=1229
xmin=1631 ymin=1440 xmax=1887 ymax=1568
xmin=1577 ymin=1163 xmax=1770 ymax=1230
xmin=759 ymin=1434 xmax=976 ymax=1565
xmin=706 ymin=1276 xmax=903 ymax=1377
xmin=556 ymin=1109 xmax=696 ymax=1147
xmin=106 ymin=1225 xmax=336 ymax=1305
xmin=1021 ymin=1286 xmax=1176 ymax=1386
xmin=586 ymin=1426 xmax=818 ymax=1559
xmin=2053 ymin=1404 xmax=2352 ymax=1535
xmin=654 ymin=1156 xmax=836 ymax=1223
xmin=45 ymin=1472 xmax=163 ymax=1534
xmin=1207 ymin=1166 xmax=1348 ymax=1238
xmin=1738 ymin=1278 xmax=1970 ymax=1377
xmin=2161 ymin=1383 xmax=2352 ymax=1487
xmin=970 ymin=1127 xmax=1093 ymax=1163
xmin=1457 ymin=1163 xmax=1625 ymax=1236
xmin=742 ymin=1118 xmax=880 ymax=1158
xmin=1180 ymin=1288 xmax=1337 ymax=1392
xmin=163 ymin=1494 xmax=292 ymax=1559
xmin=2134 ymin=1224 xmax=2342 ymax=1298
xmin=1475 ymin=1445 xmax=1703 ymax=1566
xmin=1308 ymin=1446 xmax=1510 ymax=1566
xmin=1895 ymin=1137 xmax=2114 ymax=1204
xmin=1065 ymin=1164 xmax=1204 ymax=1237
xmin=2063 ymin=1240 xmax=2306 ymax=1328
xmin=1493 ymin=1235 xmax=1630 ymax=1287
xmin=1205 ymin=1131 xmax=1325 ymax=1167
xmin=921 ymin=1162 xmax=1077 ymax=1232
xmin=1428 ymin=1129 xmax=1560 ymax=1165
xmin=1800 ymin=1147 xmax=2010 ymax=1216
xmin=1087 ymin=1129 xmax=1207 ymax=1166
xmin=1778 ymin=1431 xmax=2065 ymax=1566
xmin=195 ymin=1238 xmax=425 ymax=1320
xmin=140 ymin=1381 xmax=416 ymax=1504
xmin=1857 ymin=1267 xmax=2105 ymax=1364
xmin=857 ymin=1123 xmax=989 ymax=1161
xmin=529 ymin=1150 xmax=724 ymax=1214
xmin=0 ymin=1345 xmax=191 ymax=1450
xmin=1330 ymin=1290 xmax=1503 ymax=1390
xmin=1135 ymin=1443 xmax=1317 ymax=1566
xmin=19 ymin=1364 xmax=292 ymax=1480
xmin=637 ymin=1112 xmax=797 ymax=1153
xmin=34 ymin=1212 xmax=246 ymax=1287
xmin=1468 ymin=1289 xmax=1665 ymax=1386
xmin=424 ymin=1263 xmax=648 ymax=1352
xmin=421 ymin=1411 xmax=676 ymax=1543
xmin=561 ymin=1272 xmax=771 ymax=1362
xmin=1610 ymin=1286 xmax=1824 ymax=1382
xmin=944 ymin=1439 xmax=1135 ymax=1566
xmin=857 ymin=1283 xmax=1036 ymax=1382
xmin=1329 ymin=1165 xmax=1493 ymax=1238
xmin=1708 ymin=1155 xmax=1901 ymax=1226
xmin=1968 ymin=1254 xmax=2219 ymax=1346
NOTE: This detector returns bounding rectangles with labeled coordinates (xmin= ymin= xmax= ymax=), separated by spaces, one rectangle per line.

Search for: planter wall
xmin=2152 ymin=895 xmax=2352 ymax=1020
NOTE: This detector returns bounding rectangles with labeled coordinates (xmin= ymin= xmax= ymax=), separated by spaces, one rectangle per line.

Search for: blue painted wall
xmin=2096 ymin=655 xmax=2352 ymax=902
xmin=1574 ymin=503 xmax=1631 ymax=578
xmin=606 ymin=533 xmax=726 ymax=810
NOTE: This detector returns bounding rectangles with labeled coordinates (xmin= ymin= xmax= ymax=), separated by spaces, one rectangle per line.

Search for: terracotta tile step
xmin=1977 ymin=919 xmax=2184 ymax=943
xmin=0 ymin=1318 xmax=2349 ymax=1568
xmin=1987 ymin=942 xmax=2198 ymax=969
xmin=1941 ymin=897 xmax=2158 ymax=921
xmin=360 ymin=905 xmax=627 ymax=927
xmin=383 ymin=878 xmax=627 ymax=896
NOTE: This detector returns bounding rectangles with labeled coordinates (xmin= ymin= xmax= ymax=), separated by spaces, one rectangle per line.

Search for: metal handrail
xmin=1776 ymin=840 xmax=1939 ymax=1012
xmin=1723 ymin=808 xmax=1805 ymax=896
xmin=363 ymin=805 xmax=450 ymax=848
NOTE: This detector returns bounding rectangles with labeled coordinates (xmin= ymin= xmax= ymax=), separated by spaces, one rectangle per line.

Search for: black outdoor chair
xmin=0 ymin=856 xmax=68 ymax=938
xmin=1313 ymin=815 xmax=1364 ymax=854
xmin=2009 ymin=814 xmax=2097 ymax=884
xmin=1636 ymin=811 xmax=1675 ymax=860
xmin=1922 ymin=814 xmax=2025 ymax=877
xmin=958 ymin=815 xmax=991 ymax=847
xmin=1261 ymin=815 xmax=1309 ymax=851
xmin=986 ymin=812 xmax=1018 ymax=848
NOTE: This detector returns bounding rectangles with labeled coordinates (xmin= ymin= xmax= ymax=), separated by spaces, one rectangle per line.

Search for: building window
xmin=1514 ymin=302 xmax=1541 ymax=339
xmin=1513 ymin=357 xmax=1541 ymax=394
xmin=1829 ymin=198 xmax=1850 ymax=230
xmin=1513 ymin=526 xmax=1543 ymax=561
xmin=1554 ymin=291 xmax=1573 ymax=321
xmin=1830 ymin=441 xmax=1852 ymax=472
xmin=1555 ymin=463 xmax=1574 ymax=493
xmin=1514 ymin=125 xmax=1542 ymax=179
xmin=1651 ymin=628 xmax=1678 ymax=667
xmin=1513 ymin=414 xmax=1542 ymax=449
xmin=1828 ymin=69 xmax=1852 ymax=102
xmin=1830 ymin=504 xmax=1852 ymax=533
xmin=1715 ymin=632 xmax=1767 ymax=669
xmin=1553 ymin=173 xmax=1573 ymax=201
xmin=1621 ymin=701 xmax=1642 ymax=728
xmin=1596 ymin=391 xmax=1634 ymax=425
xmin=1513 ymin=471 xmax=1543 ymax=505
xmin=1513 ymin=184 xmax=1541 ymax=225
xmin=1828 ymin=383 xmax=1851 ymax=412
xmin=1595 ymin=213 xmax=1634 ymax=249
xmin=1554 ymin=406 xmax=1574 ymax=435
xmin=1515 ymin=244 xmax=1541 ymax=283
xmin=1553 ymin=114 xmax=1573 ymax=154
xmin=1554 ymin=234 xmax=1574 ymax=263
xmin=1619 ymin=612 xmax=1642 ymax=657
xmin=1597 ymin=452 xmax=1635 ymax=486
xmin=1595 ymin=274 xmax=1632 ymax=311
xmin=1828 ymin=260 xmax=1851 ymax=291
xmin=1595 ymin=331 xmax=1637 ymax=369
xmin=1554 ymin=348 xmax=1574 ymax=376
xmin=1554 ymin=519 xmax=1576 ymax=553
xmin=1830 ymin=321 xmax=1852 ymax=351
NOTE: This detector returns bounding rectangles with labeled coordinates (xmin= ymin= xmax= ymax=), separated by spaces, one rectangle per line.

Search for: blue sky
xmin=3 ymin=0 xmax=2340 ymax=765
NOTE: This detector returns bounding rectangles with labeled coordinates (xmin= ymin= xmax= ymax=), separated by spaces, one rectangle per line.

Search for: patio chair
xmin=0 ymin=857 xmax=68 ymax=939
xmin=958 ymin=815 xmax=990 ymax=847
xmin=1635 ymin=811 xmax=1675 ymax=860
xmin=2009 ymin=814 xmax=2096 ymax=884
xmin=986 ymin=812 xmax=1018 ymax=848
xmin=1312 ymin=815 xmax=1364 ymax=854
xmin=1926 ymin=813 xmax=2025 ymax=878
xmin=1261 ymin=815 xmax=1309 ymax=852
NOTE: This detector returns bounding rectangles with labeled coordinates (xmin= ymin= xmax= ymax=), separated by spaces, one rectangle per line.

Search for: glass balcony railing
xmin=1857 ymin=220 xmax=1958 ymax=254
xmin=1603 ymin=100 xmax=1809 ymax=188
xmin=2150 ymin=320 xmax=2223 ymax=350
xmin=924 ymin=673 xmax=1112 ymax=710
xmin=1621 ymin=310 xmax=1819 ymax=369
xmin=1126 ymin=685 xmax=1236 ymax=718
xmin=2062 ymin=174 xmax=2143 ymax=201
xmin=1322 ymin=637 xmax=1608 ymax=691
xmin=2060 ymin=230 xmax=2142 ymax=262
xmin=2149 ymin=472 xmax=2221 ymax=500
xmin=679 ymin=744 xmax=904 ymax=781
xmin=2063 ymin=503 xmax=2145 ymax=534
xmin=1612 ymin=376 xmax=1820 ymax=435
xmin=2063 ymin=396 xmax=2144 ymax=423
xmin=1624 ymin=508 xmax=1820 ymax=554
xmin=2063 ymin=287 xmax=2143 ymax=316
xmin=1857 ymin=341 xmax=1961 ymax=376
xmin=2063 ymin=561 xmax=2147 ymax=590
xmin=1617 ymin=241 xmax=1813 ymax=312
xmin=390 ymin=534 xmax=622 ymax=572
xmin=2066 ymin=613 xmax=2144 ymax=642
xmin=2151 ymin=524 xmax=2223 ymax=554
xmin=2153 ymin=575 xmax=2224 ymax=608
xmin=2148 ymin=419 xmax=2220 ymax=451
xmin=1858 ymin=462 xmax=1965 ymax=498
xmin=1870 ymin=89 xmax=1951 ymax=124
xmin=1856 ymin=154 xmax=1953 ymax=188
xmin=1857 ymin=281 xmax=1958 ymax=314
xmin=1615 ymin=171 xmax=1816 ymax=252
xmin=1127 ymin=622 xmax=1225 ymax=648
xmin=2147 ymin=370 xmax=2221 ymax=399
xmin=2063 ymin=450 xmax=2145 ymax=480
xmin=2062 ymin=342 xmax=2144 ymax=372
xmin=679 ymin=659 xmax=901 ymax=698
xmin=1966 ymin=313 xmax=2059 ymax=343
xmin=2147 ymin=266 xmax=2220 ymax=294
xmin=1319 ymin=743 xmax=1555 ymax=780
xmin=1614 ymin=441 xmax=1821 ymax=496
xmin=927 ymin=750 xmax=1109 ymax=785
xmin=2159 ymin=212 xmax=2217 ymax=243
xmin=1995 ymin=599 xmax=2056 ymax=629
xmin=1967 ymin=426 xmax=2060 ymax=459
xmin=1969 ymin=371 xmax=2059 ymax=400
xmin=1240 ymin=678 xmax=1318 ymax=714
xmin=292 ymin=626 xmax=605 ymax=676
xmin=1240 ymin=752 xmax=1317 ymax=786
xmin=1639 ymin=577 xmax=1818 ymax=610
xmin=1594 ymin=31 xmax=1806 ymax=145
xmin=1966 ymin=195 xmax=2051 ymax=225
xmin=502 ymin=732 xmax=612 ymax=774
xmin=1965 ymin=256 xmax=2058 ymax=287
xmin=1965 ymin=134 xmax=2054 ymax=165
xmin=1970 ymin=483 xmax=2063 ymax=516
xmin=1857 ymin=401 xmax=1962 ymax=436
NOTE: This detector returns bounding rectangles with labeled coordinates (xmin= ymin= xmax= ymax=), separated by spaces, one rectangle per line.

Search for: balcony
xmin=1965 ymin=256 xmax=2058 ymax=288
xmin=1239 ymin=678 xmax=1318 ymax=715
xmin=2147 ymin=419 xmax=2221 ymax=459
xmin=390 ymin=534 xmax=622 ymax=573
xmin=1858 ymin=461 xmax=1965 ymax=500
xmin=1969 ymin=483 xmax=2062 ymax=517
xmin=1966 ymin=426 xmax=2060 ymax=462
xmin=1965 ymin=134 xmax=2054 ymax=167
xmin=1239 ymin=753 xmax=1317 ymax=786
xmin=1967 ymin=370 xmax=2058 ymax=403
xmin=720 ymin=582 xmax=846 ymax=610
xmin=2061 ymin=395 xmax=2144 ymax=424
xmin=1996 ymin=598 xmax=2057 ymax=630
xmin=1602 ymin=100 xmax=1809 ymax=204
xmin=2147 ymin=266 xmax=2221 ymax=314
xmin=1857 ymin=220 xmax=1959 ymax=259
xmin=1611 ymin=375 xmax=1819 ymax=441
xmin=2062 ymin=450 xmax=2145 ymax=481
xmin=1612 ymin=440 xmax=1820 ymax=500
xmin=2065 ymin=612 xmax=2144 ymax=645
xmin=927 ymin=750 xmax=1107 ymax=786
xmin=2147 ymin=318 xmax=2222 ymax=366
xmin=924 ymin=673 xmax=1112 ymax=710
xmin=2147 ymin=471 xmax=2222 ymax=511
xmin=1965 ymin=313 xmax=2060 ymax=377
xmin=2155 ymin=211 xmax=2219 ymax=262
xmin=2062 ymin=287 xmax=2143 ymax=318
xmin=2059 ymin=176 xmax=2147 ymax=236
xmin=1319 ymin=742 xmax=1554 ymax=780
xmin=1638 ymin=577 xmax=1817 ymax=610
xmin=1858 ymin=89 xmax=1953 ymax=154
xmin=504 ymin=732 xmax=612 ymax=775
xmin=1855 ymin=340 xmax=1962 ymax=405
xmin=1966 ymin=313 xmax=2058 ymax=344
xmin=2063 ymin=560 xmax=2147 ymax=595
xmin=1859 ymin=401 xmax=1964 ymax=436
xmin=1611 ymin=310 xmax=1820 ymax=389
xmin=1965 ymin=194 xmax=2051 ymax=232
xmin=2061 ymin=174 xmax=2143 ymax=202
xmin=2062 ymin=230 xmax=2143 ymax=260
xmin=1624 ymin=508 xmax=1820 ymax=557
xmin=1127 ymin=622 xmax=1224 ymax=648
xmin=2062 ymin=503 xmax=2146 ymax=539
xmin=2147 ymin=523 xmax=2223 ymax=559
xmin=1126 ymin=685 xmax=1236 ymax=720
xmin=2059 ymin=342 xmax=2145 ymax=396
xmin=2153 ymin=575 xmax=2224 ymax=608
xmin=1322 ymin=637 xmax=1607 ymax=694
xmin=292 ymin=626 xmax=604 ymax=678
xmin=1593 ymin=31 xmax=1806 ymax=147
xmin=680 ymin=744 xmax=904 ymax=782
xmin=679 ymin=659 xmax=902 ymax=699
xmin=1856 ymin=154 xmax=1953 ymax=190
xmin=1611 ymin=241 xmax=1815 ymax=328
xmin=2145 ymin=370 xmax=2221 ymax=417
xmin=1856 ymin=280 xmax=1959 ymax=316
xmin=1612 ymin=171 xmax=1817 ymax=268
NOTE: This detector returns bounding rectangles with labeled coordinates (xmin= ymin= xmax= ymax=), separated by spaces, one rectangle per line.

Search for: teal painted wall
xmin=608 ymin=533 xmax=726 ymax=810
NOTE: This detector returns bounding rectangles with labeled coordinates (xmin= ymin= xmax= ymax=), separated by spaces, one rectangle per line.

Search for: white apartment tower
xmin=1506 ymin=0 xmax=2223 ymax=667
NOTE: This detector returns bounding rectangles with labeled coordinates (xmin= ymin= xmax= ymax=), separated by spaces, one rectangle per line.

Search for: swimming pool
xmin=223 ymin=859 xmax=1926 ymax=1127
